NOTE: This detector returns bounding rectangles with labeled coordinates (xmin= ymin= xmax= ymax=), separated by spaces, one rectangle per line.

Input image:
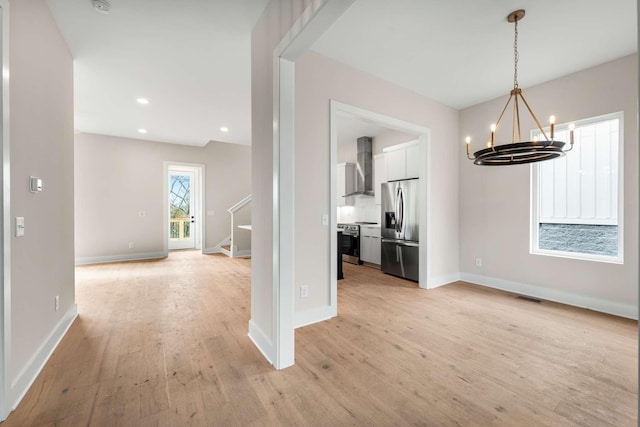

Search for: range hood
xmin=345 ymin=136 xmax=374 ymax=197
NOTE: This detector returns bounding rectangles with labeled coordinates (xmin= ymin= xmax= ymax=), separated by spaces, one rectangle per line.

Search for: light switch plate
xmin=30 ymin=176 xmax=42 ymax=193
xmin=16 ymin=217 xmax=24 ymax=237
xmin=321 ymin=214 xmax=329 ymax=226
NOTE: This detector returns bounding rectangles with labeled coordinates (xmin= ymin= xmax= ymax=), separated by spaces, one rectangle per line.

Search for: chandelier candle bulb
xmin=549 ymin=116 xmax=556 ymax=140
xmin=569 ymin=123 xmax=575 ymax=145
xmin=465 ymin=137 xmax=471 ymax=156
xmin=490 ymin=124 xmax=496 ymax=147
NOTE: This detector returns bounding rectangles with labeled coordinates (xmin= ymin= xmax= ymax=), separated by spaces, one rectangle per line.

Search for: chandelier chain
xmin=513 ymin=18 xmax=519 ymax=88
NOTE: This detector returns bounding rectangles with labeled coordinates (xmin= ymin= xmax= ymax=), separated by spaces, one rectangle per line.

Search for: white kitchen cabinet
xmin=385 ymin=148 xmax=405 ymax=182
xmin=384 ymin=140 xmax=420 ymax=181
xmin=405 ymin=142 xmax=420 ymax=179
xmin=360 ymin=226 xmax=381 ymax=265
xmin=374 ymin=153 xmax=386 ymax=205
xmin=337 ymin=162 xmax=355 ymax=207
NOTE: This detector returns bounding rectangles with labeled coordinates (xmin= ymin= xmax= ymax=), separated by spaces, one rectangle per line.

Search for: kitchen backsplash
xmin=337 ymin=196 xmax=380 ymax=224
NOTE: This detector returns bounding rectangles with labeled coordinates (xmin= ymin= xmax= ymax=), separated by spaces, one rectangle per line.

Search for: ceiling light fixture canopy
xmin=465 ymin=10 xmax=574 ymax=166
xmin=91 ymin=0 xmax=111 ymax=14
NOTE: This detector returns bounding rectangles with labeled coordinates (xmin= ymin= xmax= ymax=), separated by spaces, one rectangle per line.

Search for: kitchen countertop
xmin=339 ymin=222 xmax=380 ymax=228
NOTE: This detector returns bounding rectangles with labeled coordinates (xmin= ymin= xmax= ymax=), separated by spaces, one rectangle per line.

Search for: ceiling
xmin=47 ymin=0 xmax=270 ymax=146
xmin=312 ymin=0 xmax=637 ymax=110
xmin=46 ymin=0 xmax=637 ymax=147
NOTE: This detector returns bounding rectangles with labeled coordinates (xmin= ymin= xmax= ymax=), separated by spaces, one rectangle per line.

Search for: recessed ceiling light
xmin=220 ymin=127 xmax=229 ymax=132
xmin=138 ymin=129 xmax=147 ymax=134
xmin=136 ymin=98 xmax=149 ymax=105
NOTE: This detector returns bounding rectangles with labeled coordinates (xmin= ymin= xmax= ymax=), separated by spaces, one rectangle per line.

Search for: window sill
xmin=531 ymin=248 xmax=623 ymax=264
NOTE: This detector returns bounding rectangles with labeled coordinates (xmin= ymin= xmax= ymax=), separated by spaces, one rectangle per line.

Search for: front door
xmin=168 ymin=171 xmax=195 ymax=250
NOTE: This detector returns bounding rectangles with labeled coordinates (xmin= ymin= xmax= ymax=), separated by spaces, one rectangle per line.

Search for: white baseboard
xmin=203 ymin=247 xmax=222 ymax=255
xmin=75 ymin=252 xmax=166 ymax=265
xmin=460 ymin=272 xmax=638 ymax=320
xmin=10 ymin=304 xmax=78 ymax=412
xmin=294 ymin=305 xmax=336 ymax=329
xmin=427 ymin=272 xmax=461 ymax=289
xmin=234 ymin=249 xmax=252 ymax=258
xmin=248 ymin=320 xmax=274 ymax=366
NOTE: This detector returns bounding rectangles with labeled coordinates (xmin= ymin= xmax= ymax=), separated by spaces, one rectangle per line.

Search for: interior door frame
xmin=0 ymin=0 xmax=9 ymax=419
xmin=329 ymin=100 xmax=432 ymax=318
xmin=163 ymin=162 xmax=205 ymax=255
xmin=266 ymin=0 xmax=356 ymax=370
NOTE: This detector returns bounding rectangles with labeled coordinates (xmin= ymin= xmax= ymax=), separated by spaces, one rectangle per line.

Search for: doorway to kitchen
xmin=165 ymin=163 xmax=204 ymax=253
xmin=330 ymin=101 xmax=432 ymax=314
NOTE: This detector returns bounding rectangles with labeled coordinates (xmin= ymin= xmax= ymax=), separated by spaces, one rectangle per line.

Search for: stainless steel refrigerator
xmin=381 ymin=179 xmax=419 ymax=281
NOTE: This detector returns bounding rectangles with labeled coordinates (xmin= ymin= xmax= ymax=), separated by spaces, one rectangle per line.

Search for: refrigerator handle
xmin=398 ymin=188 xmax=404 ymax=233
xmin=395 ymin=187 xmax=401 ymax=232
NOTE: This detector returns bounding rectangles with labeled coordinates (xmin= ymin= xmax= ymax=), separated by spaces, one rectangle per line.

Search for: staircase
xmin=222 ymin=194 xmax=252 ymax=258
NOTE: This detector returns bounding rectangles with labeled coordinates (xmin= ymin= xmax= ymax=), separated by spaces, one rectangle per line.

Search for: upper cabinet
xmin=384 ymin=140 xmax=420 ymax=181
xmin=337 ymin=162 xmax=355 ymax=207
xmin=374 ymin=154 xmax=386 ymax=205
xmin=405 ymin=142 xmax=420 ymax=179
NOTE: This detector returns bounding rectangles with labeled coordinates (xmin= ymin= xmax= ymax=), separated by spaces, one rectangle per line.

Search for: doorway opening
xmin=164 ymin=163 xmax=204 ymax=253
xmin=330 ymin=101 xmax=432 ymax=317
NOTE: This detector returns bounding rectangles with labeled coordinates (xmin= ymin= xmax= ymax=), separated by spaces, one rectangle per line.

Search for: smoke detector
xmin=91 ymin=0 xmax=111 ymax=14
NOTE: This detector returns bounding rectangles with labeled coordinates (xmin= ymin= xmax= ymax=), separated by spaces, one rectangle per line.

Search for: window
xmin=531 ymin=112 xmax=623 ymax=263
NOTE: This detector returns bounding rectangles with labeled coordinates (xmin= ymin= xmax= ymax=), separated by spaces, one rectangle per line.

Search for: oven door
xmin=341 ymin=233 xmax=360 ymax=265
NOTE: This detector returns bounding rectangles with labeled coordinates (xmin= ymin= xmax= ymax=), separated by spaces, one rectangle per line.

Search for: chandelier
xmin=465 ymin=10 xmax=574 ymax=166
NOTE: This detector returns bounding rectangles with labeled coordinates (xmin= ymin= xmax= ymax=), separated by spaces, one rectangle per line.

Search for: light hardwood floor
xmin=2 ymin=251 xmax=637 ymax=426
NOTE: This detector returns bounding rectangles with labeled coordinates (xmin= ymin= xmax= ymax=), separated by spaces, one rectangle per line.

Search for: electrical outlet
xmin=55 ymin=295 xmax=59 ymax=312
xmin=475 ymin=258 xmax=482 ymax=267
xmin=300 ymin=285 xmax=309 ymax=298
xmin=129 ymin=242 xmax=135 ymax=248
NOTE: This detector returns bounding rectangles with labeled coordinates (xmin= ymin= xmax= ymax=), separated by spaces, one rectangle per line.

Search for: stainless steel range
xmin=337 ymin=223 xmax=360 ymax=265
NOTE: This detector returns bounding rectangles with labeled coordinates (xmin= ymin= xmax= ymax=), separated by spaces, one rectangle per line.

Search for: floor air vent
xmin=516 ymin=295 xmax=542 ymax=303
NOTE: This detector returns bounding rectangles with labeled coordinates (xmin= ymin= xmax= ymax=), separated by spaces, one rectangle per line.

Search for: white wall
xmin=294 ymin=51 xmax=460 ymax=316
xmin=8 ymin=0 xmax=76 ymax=412
xmin=74 ymin=133 xmax=251 ymax=262
xmin=459 ymin=54 xmax=638 ymax=318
